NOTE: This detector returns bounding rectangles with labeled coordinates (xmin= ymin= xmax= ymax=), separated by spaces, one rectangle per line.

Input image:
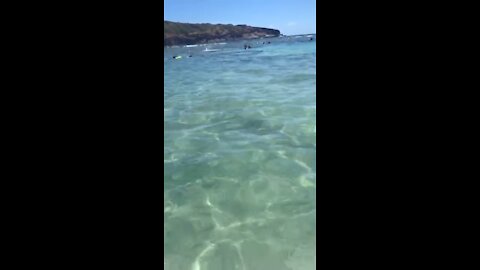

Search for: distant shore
xmin=164 ymin=21 xmax=281 ymax=47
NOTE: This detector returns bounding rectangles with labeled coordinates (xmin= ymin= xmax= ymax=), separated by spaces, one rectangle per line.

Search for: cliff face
xmin=164 ymin=21 xmax=281 ymax=46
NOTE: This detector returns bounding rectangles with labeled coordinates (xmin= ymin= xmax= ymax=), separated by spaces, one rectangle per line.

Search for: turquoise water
xmin=164 ymin=35 xmax=316 ymax=270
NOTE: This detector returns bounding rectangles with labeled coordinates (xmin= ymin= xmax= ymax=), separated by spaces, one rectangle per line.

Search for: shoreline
xmin=163 ymin=33 xmax=316 ymax=48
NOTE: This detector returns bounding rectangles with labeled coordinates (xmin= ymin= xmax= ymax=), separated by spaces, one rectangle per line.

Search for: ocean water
xmin=164 ymin=35 xmax=316 ymax=270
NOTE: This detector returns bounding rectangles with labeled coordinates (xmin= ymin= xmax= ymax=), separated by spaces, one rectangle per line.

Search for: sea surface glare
xmin=164 ymin=35 xmax=316 ymax=270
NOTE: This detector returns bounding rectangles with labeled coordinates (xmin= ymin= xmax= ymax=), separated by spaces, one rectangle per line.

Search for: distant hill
xmin=164 ymin=21 xmax=281 ymax=46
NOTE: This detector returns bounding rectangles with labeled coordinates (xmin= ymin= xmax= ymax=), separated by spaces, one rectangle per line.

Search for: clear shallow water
xmin=164 ymin=35 xmax=316 ymax=270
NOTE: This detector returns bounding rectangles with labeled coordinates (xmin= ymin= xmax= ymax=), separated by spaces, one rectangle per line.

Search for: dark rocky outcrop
xmin=164 ymin=21 xmax=281 ymax=46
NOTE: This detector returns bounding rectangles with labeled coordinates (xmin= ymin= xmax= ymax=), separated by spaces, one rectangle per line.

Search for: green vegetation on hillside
xmin=164 ymin=21 xmax=281 ymax=46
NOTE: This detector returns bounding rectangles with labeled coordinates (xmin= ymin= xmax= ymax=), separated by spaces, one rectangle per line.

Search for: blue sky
xmin=164 ymin=0 xmax=316 ymax=35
